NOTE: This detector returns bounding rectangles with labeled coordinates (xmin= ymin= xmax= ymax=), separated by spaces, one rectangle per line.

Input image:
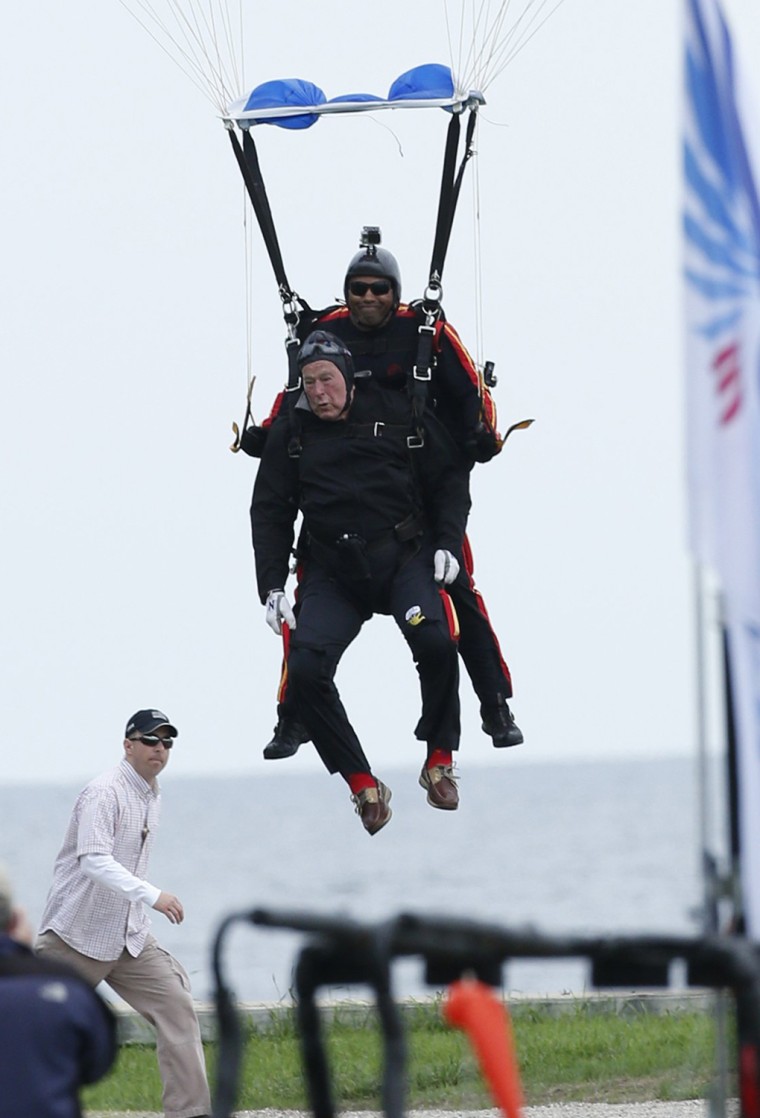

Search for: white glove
xmin=265 ymin=590 xmax=296 ymax=635
xmin=433 ymin=549 xmax=460 ymax=586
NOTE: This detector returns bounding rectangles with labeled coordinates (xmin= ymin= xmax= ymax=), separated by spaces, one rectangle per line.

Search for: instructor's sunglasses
xmin=135 ymin=735 xmax=174 ymax=748
xmin=348 ymin=280 xmax=391 ymax=297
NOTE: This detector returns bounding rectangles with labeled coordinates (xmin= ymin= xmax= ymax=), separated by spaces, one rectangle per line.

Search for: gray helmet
xmin=344 ymin=245 xmax=402 ymax=304
xmin=298 ymin=330 xmax=355 ymax=390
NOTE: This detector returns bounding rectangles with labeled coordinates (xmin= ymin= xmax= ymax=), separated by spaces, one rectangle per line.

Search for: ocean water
xmin=0 ymin=756 xmax=726 ymax=1005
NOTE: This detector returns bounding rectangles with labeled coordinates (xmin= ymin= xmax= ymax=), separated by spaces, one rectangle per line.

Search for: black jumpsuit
xmin=251 ymin=379 xmax=469 ymax=779
xmin=260 ymin=304 xmax=514 ymax=718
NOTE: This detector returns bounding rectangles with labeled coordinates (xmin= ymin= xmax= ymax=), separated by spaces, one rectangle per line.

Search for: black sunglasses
xmin=135 ymin=735 xmax=174 ymax=748
xmin=348 ymin=280 xmax=391 ymax=297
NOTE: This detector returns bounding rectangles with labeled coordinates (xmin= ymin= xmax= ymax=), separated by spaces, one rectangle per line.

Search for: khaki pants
xmin=36 ymin=930 xmax=210 ymax=1118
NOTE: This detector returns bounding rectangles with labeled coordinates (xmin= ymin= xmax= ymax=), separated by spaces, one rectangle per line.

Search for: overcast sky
xmin=3 ymin=0 xmax=760 ymax=787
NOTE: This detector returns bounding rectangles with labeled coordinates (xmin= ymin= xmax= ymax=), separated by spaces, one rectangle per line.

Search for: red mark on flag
xmin=712 ymin=342 xmax=742 ymax=424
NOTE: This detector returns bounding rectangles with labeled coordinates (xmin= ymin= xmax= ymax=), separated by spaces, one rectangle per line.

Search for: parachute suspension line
xmin=226 ymin=127 xmax=303 ymax=389
xmin=444 ymin=0 xmax=500 ymax=97
xmin=442 ymin=0 xmax=566 ymax=93
xmin=476 ymin=0 xmax=567 ymax=89
xmin=205 ymin=0 xmax=243 ymax=101
xmin=229 ymin=190 xmax=256 ymax=453
xmin=117 ymin=0 xmax=218 ymax=106
xmin=442 ymin=0 xmax=468 ymax=94
xmin=235 ymin=0 xmax=245 ymax=104
xmin=473 ymin=2 xmax=519 ymax=89
xmin=229 ymin=184 xmax=261 ymax=453
xmin=117 ymin=0 xmax=245 ymax=112
xmin=163 ymin=0 xmax=245 ymax=108
xmin=242 ymin=190 xmax=254 ymax=393
xmin=470 ymin=118 xmax=485 ymax=372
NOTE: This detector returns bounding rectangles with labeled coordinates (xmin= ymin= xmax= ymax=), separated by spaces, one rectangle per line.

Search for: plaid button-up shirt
xmin=39 ymin=759 xmax=161 ymax=960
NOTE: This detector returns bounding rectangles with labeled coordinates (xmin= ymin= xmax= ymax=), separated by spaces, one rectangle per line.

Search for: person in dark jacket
xmin=252 ymin=331 xmax=469 ymax=833
xmin=0 ymin=865 xmax=117 ymax=1118
xmin=251 ymin=233 xmax=523 ymax=761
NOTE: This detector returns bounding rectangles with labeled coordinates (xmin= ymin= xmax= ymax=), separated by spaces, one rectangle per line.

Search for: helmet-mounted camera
xmin=360 ymin=225 xmax=382 ymax=253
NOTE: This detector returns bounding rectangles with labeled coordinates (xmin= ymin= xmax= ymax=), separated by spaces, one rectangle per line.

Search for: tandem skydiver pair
xmin=245 ymin=230 xmax=525 ymax=835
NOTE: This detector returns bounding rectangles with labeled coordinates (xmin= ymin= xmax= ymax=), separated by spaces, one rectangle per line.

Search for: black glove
xmin=240 ymin=425 xmax=269 ymax=458
xmin=465 ymin=423 xmax=503 ymax=464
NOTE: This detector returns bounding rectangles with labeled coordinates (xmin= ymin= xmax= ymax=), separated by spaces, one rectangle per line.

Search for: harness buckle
xmin=407 ymin=433 xmax=424 ymax=449
xmin=373 ymin=422 xmax=385 ymax=437
xmin=284 ymin=333 xmax=301 ymax=392
xmin=413 ymin=365 xmax=432 ymax=382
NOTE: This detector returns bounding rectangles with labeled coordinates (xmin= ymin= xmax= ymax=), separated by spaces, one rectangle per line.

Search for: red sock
xmin=427 ymin=749 xmax=452 ymax=769
xmin=347 ymin=772 xmax=376 ymax=795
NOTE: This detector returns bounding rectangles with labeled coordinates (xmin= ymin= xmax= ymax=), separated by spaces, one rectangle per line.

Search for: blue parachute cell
xmin=388 ymin=63 xmax=454 ymax=102
xmin=328 ymin=92 xmax=385 ymax=105
xmin=243 ymin=77 xmax=326 ymax=129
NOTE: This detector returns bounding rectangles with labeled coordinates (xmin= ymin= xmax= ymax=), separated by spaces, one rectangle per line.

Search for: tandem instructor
xmin=35 ymin=709 xmax=211 ymax=1118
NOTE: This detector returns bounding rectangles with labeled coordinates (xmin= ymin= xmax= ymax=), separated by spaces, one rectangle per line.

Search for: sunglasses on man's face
xmin=348 ymin=280 xmax=392 ymax=297
xmin=135 ymin=735 xmax=174 ymax=748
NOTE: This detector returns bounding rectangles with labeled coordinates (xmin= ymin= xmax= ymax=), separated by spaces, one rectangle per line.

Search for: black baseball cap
xmin=125 ymin=709 xmax=179 ymax=738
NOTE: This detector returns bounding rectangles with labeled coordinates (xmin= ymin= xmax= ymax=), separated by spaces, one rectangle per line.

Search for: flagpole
xmin=694 ymin=560 xmax=716 ymax=933
xmin=694 ymin=565 xmax=735 ymax=1117
xmin=719 ymin=609 xmax=742 ymax=930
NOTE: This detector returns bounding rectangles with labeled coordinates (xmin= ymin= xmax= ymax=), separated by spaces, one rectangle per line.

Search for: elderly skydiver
xmin=245 ymin=232 xmax=523 ymax=761
xmin=251 ymin=330 xmax=470 ymax=833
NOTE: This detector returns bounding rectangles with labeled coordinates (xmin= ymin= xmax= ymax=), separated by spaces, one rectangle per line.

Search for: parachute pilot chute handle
xmin=230 ymin=376 xmax=256 ymax=453
xmin=504 ymin=418 xmax=535 ymax=441
xmin=443 ymin=977 xmax=524 ymax=1118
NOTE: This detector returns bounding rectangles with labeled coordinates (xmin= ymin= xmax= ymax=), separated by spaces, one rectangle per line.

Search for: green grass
xmin=82 ymin=1000 xmax=727 ymax=1113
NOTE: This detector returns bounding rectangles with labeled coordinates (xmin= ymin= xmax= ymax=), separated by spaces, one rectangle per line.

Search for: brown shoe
xmin=352 ymin=780 xmax=392 ymax=835
xmin=419 ymin=763 xmax=459 ymax=810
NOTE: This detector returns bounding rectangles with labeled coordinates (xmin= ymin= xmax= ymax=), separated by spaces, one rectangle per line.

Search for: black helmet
xmin=344 ymin=245 xmax=402 ymax=304
xmin=298 ymin=330 xmax=355 ymax=390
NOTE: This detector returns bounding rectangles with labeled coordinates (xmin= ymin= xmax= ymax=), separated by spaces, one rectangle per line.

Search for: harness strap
xmin=346 ymin=421 xmax=415 ymax=441
xmin=407 ymin=313 xmax=438 ymax=442
xmin=285 ymin=335 xmax=301 ymax=392
xmin=308 ymin=512 xmax=425 ymax=561
xmin=290 ymin=418 xmax=422 ymax=456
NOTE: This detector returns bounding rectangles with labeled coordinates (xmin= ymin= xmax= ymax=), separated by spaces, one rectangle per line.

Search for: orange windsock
xmin=443 ymin=978 xmax=524 ymax=1118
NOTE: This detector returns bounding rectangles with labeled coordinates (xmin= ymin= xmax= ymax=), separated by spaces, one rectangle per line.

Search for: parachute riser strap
xmin=428 ymin=107 xmax=478 ymax=288
xmin=227 ymin=128 xmax=294 ymax=305
xmin=428 ymin=113 xmax=460 ymax=287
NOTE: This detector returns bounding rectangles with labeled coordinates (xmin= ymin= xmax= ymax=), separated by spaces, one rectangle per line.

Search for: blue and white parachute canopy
xmin=117 ymin=0 xmax=566 ymax=316
xmin=118 ymin=0 xmax=565 ymax=120
xmin=224 ymin=63 xmax=484 ymax=131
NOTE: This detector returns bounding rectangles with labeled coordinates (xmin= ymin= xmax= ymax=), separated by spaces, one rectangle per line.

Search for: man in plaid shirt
xmin=35 ymin=709 xmax=210 ymax=1118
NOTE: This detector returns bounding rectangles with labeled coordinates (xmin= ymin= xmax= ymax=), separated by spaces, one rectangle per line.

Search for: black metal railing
xmin=211 ymin=909 xmax=760 ymax=1118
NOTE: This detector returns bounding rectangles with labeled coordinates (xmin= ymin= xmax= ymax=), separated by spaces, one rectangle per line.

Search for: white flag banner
xmin=684 ymin=0 xmax=760 ymax=933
